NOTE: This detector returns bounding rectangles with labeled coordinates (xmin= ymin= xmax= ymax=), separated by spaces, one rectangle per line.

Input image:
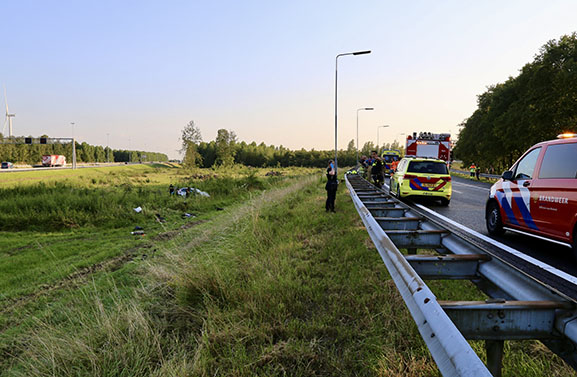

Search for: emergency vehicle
xmin=405 ymin=132 xmax=451 ymax=162
xmin=390 ymin=156 xmax=452 ymax=205
xmin=485 ymin=133 xmax=577 ymax=258
xmin=381 ymin=149 xmax=401 ymax=175
xmin=42 ymin=155 xmax=66 ymax=167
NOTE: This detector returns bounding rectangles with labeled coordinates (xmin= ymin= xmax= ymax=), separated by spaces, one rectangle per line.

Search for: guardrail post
xmin=485 ymin=340 xmax=504 ymax=377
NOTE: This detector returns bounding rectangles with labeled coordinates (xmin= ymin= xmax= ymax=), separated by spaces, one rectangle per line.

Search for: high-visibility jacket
xmin=469 ymin=164 xmax=476 ymax=172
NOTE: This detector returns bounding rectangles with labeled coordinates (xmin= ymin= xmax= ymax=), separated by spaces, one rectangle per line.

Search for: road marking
xmin=503 ymin=227 xmax=572 ymax=248
xmin=452 ymin=181 xmax=490 ymax=191
xmin=414 ymin=203 xmax=577 ymax=285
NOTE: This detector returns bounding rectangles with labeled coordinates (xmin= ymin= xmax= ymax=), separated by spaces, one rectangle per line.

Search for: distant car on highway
xmin=485 ymin=133 xmax=577 ymax=258
xmin=390 ymin=156 xmax=452 ymax=205
xmin=1 ymin=162 xmax=14 ymax=169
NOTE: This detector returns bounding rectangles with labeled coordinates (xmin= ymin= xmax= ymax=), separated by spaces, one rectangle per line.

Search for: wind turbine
xmin=3 ymin=87 xmax=15 ymax=138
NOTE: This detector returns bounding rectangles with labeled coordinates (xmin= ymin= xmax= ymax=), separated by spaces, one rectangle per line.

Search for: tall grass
xmin=0 ymin=173 xmax=282 ymax=231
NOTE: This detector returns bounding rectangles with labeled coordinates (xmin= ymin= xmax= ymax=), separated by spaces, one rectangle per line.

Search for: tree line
xmin=454 ymin=33 xmax=577 ymax=172
xmin=181 ymin=120 xmax=405 ymax=169
xmin=0 ymin=135 xmax=168 ymax=164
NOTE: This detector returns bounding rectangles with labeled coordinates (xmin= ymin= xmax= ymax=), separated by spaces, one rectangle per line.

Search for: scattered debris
xmin=131 ymin=230 xmax=145 ymax=236
xmin=182 ymin=213 xmax=195 ymax=218
xmin=177 ymin=187 xmax=210 ymax=197
xmin=133 ymin=226 xmax=143 ymax=231
xmin=191 ymin=188 xmax=210 ymax=197
xmin=155 ymin=214 xmax=166 ymax=223
xmin=133 ymin=206 xmax=143 ymax=213
xmin=216 ymin=207 xmax=224 ymax=211
xmin=265 ymin=171 xmax=282 ymax=176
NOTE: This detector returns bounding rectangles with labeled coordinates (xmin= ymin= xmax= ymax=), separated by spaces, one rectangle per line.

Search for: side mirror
xmin=502 ymin=171 xmax=513 ymax=180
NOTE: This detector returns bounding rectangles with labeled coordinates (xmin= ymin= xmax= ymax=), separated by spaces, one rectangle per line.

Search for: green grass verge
xmin=0 ymin=166 xmax=314 ymax=374
xmin=2 ymin=172 xmax=573 ymax=376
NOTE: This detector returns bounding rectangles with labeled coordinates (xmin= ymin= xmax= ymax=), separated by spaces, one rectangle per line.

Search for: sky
xmin=1 ymin=0 xmax=576 ymax=159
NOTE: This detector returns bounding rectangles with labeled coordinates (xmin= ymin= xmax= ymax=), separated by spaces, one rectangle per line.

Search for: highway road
xmin=384 ymin=175 xmax=577 ymax=276
xmin=0 ymin=162 xmax=140 ymax=173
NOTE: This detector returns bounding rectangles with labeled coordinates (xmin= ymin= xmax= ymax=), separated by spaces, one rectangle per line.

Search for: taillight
xmin=443 ymin=176 xmax=451 ymax=181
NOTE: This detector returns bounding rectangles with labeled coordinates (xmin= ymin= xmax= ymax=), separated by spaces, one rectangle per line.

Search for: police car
xmin=390 ymin=156 xmax=452 ymax=205
xmin=485 ymin=133 xmax=577 ymax=258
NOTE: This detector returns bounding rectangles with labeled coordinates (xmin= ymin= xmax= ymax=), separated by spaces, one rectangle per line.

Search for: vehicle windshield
xmin=407 ymin=161 xmax=448 ymax=174
xmin=383 ymin=155 xmax=400 ymax=163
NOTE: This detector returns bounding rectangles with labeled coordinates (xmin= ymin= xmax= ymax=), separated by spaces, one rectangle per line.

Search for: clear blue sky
xmin=1 ymin=0 xmax=576 ymax=158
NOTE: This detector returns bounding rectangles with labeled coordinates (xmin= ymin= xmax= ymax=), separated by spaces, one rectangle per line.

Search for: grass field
xmin=0 ymin=164 xmax=573 ymax=376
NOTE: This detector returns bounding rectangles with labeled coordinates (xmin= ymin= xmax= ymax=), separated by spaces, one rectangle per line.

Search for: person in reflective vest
xmin=370 ymin=151 xmax=384 ymax=188
xmin=469 ymin=163 xmax=476 ymax=178
xmin=390 ymin=159 xmax=400 ymax=173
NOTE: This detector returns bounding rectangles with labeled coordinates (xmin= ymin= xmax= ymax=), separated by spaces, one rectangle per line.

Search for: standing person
xmin=370 ymin=151 xmax=384 ymax=188
xmin=476 ymin=166 xmax=481 ymax=180
xmin=469 ymin=163 xmax=476 ymax=178
xmin=390 ymin=158 xmax=400 ymax=174
xmin=325 ymin=160 xmax=338 ymax=212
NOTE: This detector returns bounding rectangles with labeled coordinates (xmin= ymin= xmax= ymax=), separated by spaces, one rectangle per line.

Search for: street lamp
xmin=106 ymin=133 xmax=110 ymax=163
xmin=356 ymin=107 xmax=374 ymax=165
xmin=70 ymin=122 xmax=77 ymax=169
xmin=334 ymin=50 xmax=371 ymax=175
xmin=377 ymin=125 xmax=390 ymax=151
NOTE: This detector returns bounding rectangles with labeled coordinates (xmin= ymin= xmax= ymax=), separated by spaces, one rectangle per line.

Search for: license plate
xmin=421 ymin=183 xmax=436 ymax=188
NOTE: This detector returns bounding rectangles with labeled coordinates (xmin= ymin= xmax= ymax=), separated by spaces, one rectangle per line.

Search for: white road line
xmin=452 ymin=181 xmax=490 ymax=191
xmin=414 ymin=203 xmax=577 ymax=285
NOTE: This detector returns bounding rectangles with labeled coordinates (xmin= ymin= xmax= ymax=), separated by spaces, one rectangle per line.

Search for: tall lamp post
xmin=70 ymin=122 xmax=77 ymax=169
xmin=377 ymin=125 xmax=390 ymax=151
xmin=356 ymin=107 xmax=373 ymax=165
xmin=334 ymin=50 xmax=371 ymax=175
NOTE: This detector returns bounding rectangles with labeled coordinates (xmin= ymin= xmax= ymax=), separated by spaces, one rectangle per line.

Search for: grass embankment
xmin=0 ymin=164 xmax=313 ymax=373
xmin=2 ymin=167 xmax=573 ymax=376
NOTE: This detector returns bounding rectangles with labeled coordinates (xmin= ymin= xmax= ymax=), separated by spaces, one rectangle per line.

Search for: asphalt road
xmin=385 ymin=175 xmax=577 ymax=276
xmin=0 ymin=162 xmax=140 ymax=173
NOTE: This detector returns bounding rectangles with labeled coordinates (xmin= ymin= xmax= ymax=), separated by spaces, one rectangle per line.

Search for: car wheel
xmin=440 ymin=198 xmax=450 ymax=206
xmin=486 ymin=200 xmax=505 ymax=236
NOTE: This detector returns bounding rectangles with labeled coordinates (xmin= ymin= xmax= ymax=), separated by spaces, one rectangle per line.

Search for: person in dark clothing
xmin=325 ymin=160 xmax=338 ymax=212
xmin=370 ymin=151 xmax=384 ymax=188
xmin=169 ymin=184 xmax=175 ymax=195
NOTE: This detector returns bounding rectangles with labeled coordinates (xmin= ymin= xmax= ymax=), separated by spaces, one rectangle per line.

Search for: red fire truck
xmin=405 ymin=132 xmax=452 ymax=162
xmin=42 ymin=155 xmax=67 ymax=167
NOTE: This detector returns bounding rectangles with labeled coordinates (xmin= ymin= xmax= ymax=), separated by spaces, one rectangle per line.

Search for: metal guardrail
xmin=345 ymin=174 xmax=577 ymax=377
xmin=451 ymin=168 xmax=501 ymax=180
